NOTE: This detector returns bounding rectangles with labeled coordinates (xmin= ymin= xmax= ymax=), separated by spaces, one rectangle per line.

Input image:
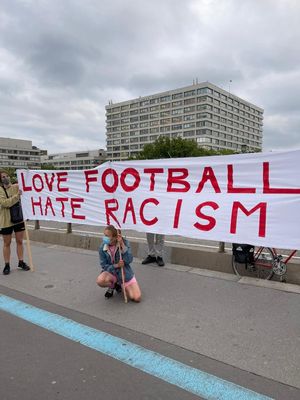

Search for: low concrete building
xmin=41 ymin=149 xmax=107 ymax=170
xmin=0 ymin=137 xmax=41 ymax=169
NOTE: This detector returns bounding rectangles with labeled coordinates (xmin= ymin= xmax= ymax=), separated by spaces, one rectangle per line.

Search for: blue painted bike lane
xmin=0 ymin=293 xmax=274 ymax=400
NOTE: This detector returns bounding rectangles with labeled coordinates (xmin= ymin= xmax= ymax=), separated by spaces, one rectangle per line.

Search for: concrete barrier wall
xmin=28 ymin=229 xmax=300 ymax=285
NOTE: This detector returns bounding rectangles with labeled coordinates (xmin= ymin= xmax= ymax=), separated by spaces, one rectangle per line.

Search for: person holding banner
xmin=142 ymin=233 xmax=165 ymax=267
xmin=0 ymin=170 xmax=30 ymax=275
xmin=97 ymin=225 xmax=141 ymax=302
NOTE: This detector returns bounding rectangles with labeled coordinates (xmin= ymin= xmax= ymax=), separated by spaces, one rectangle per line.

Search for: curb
xmin=27 ymin=228 xmax=300 ymax=286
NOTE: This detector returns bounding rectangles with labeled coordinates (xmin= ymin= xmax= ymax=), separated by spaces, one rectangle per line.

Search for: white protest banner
xmin=17 ymin=149 xmax=300 ymax=249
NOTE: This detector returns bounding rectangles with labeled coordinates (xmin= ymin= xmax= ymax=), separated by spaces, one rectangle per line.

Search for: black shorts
xmin=0 ymin=222 xmax=25 ymax=235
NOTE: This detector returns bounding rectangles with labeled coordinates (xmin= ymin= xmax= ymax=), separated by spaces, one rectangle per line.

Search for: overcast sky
xmin=0 ymin=0 xmax=299 ymax=154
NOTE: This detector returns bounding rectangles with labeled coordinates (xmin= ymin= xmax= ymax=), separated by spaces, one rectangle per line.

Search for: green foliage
xmin=217 ymin=149 xmax=237 ymax=155
xmin=133 ymin=136 xmax=235 ymax=160
xmin=40 ymin=163 xmax=56 ymax=170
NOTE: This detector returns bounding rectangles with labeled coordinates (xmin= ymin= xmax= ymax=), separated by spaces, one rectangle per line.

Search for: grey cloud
xmin=28 ymin=35 xmax=85 ymax=86
xmin=0 ymin=0 xmax=300 ymax=153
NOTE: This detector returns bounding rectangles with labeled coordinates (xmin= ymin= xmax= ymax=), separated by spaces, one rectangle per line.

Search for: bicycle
xmin=232 ymin=245 xmax=298 ymax=281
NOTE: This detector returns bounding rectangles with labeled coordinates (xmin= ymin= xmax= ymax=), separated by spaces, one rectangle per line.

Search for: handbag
xmin=3 ymin=187 xmax=24 ymax=224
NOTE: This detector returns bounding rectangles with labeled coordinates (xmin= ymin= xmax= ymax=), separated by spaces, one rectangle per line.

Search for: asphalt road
xmin=1 ymin=286 xmax=299 ymax=400
xmin=0 ymin=292 xmax=202 ymax=400
xmin=1 ymin=241 xmax=300 ymax=400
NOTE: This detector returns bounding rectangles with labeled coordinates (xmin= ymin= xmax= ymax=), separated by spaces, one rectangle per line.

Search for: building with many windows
xmin=41 ymin=149 xmax=106 ymax=170
xmin=105 ymin=82 xmax=263 ymax=160
xmin=0 ymin=137 xmax=42 ymax=169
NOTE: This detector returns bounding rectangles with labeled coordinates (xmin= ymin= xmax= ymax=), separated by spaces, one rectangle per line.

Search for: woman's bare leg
xmin=15 ymin=231 xmax=24 ymax=261
xmin=125 ymin=281 xmax=142 ymax=302
xmin=3 ymin=234 xmax=12 ymax=264
xmin=96 ymin=271 xmax=116 ymax=288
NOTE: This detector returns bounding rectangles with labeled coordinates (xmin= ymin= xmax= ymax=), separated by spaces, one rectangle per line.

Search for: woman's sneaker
xmin=104 ymin=288 xmax=114 ymax=299
xmin=3 ymin=264 xmax=10 ymax=275
xmin=156 ymin=257 xmax=165 ymax=267
xmin=18 ymin=261 xmax=30 ymax=271
xmin=114 ymin=282 xmax=122 ymax=293
xmin=142 ymin=255 xmax=157 ymax=264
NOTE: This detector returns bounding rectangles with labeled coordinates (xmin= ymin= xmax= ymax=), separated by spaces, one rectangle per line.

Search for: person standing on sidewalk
xmin=96 ymin=225 xmax=142 ymax=302
xmin=0 ymin=170 xmax=30 ymax=275
xmin=142 ymin=233 xmax=165 ymax=267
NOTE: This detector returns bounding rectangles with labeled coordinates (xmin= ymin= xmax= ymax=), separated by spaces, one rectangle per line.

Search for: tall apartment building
xmin=0 ymin=137 xmax=41 ymax=169
xmin=105 ymin=82 xmax=263 ymax=160
xmin=41 ymin=149 xmax=106 ymax=170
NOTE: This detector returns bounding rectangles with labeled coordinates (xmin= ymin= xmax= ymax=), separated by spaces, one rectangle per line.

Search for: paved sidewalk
xmin=0 ymin=242 xmax=299 ymax=389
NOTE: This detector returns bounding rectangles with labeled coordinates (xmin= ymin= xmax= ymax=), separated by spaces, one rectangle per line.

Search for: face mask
xmin=103 ymin=236 xmax=111 ymax=245
xmin=1 ymin=177 xmax=10 ymax=186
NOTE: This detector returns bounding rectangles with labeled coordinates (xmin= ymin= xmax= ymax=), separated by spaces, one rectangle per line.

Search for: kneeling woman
xmin=96 ymin=225 xmax=141 ymax=302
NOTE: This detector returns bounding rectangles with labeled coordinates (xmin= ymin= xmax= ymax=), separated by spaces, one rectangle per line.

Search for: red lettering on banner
xmin=57 ymin=172 xmax=69 ymax=192
xmin=104 ymin=199 xmax=121 ymax=227
xmin=56 ymin=197 xmax=69 ymax=217
xmin=120 ymin=168 xmax=141 ymax=192
xmin=70 ymin=198 xmax=85 ymax=220
xmin=196 ymin=167 xmax=221 ymax=193
xmin=263 ymin=162 xmax=300 ymax=194
xmin=102 ymin=169 xmax=118 ymax=193
xmin=31 ymin=197 xmax=43 ymax=215
xmin=44 ymin=173 xmax=55 ymax=191
xmin=144 ymin=168 xmax=164 ymax=191
xmin=230 ymin=201 xmax=267 ymax=237
xmin=84 ymin=170 xmax=99 ymax=193
xmin=227 ymin=164 xmax=256 ymax=193
xmin=140 ymin=198 xmax=159 ymax=226
xmin=167 ymin=168 xmax=190 ymax=192
xmin=32 ymin=174 xmax=44 ymax=192
xmin=194 ymin=201 xmax=219 ymax=231
xmin=173 ymin=199 xmax=183 ymax=229
xmin=20 ymin=173 xmax=32 ymax=192
xmin=123 ymin=197 xmax=137 ymax=224
xmin=44 ymin=197 xmax=55 ymax=216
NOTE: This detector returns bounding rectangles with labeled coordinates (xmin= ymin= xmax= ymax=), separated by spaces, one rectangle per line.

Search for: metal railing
xmin=32 ymin=220 xmax=226 ymax=252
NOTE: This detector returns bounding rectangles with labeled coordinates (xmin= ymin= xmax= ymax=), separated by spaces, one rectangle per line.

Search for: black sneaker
xmin=3 ymin=264 xmax=10 ymax=275
xmin=142 ymin=255 xmax=157 ymax=265
xmin=18 ymin=261 xmax=30 ymax=271
xmin=104 ymin=288 xmax=114 ymax=299
xmin=114 ymin=282 xmax=122 ymax=293
xmin=157 ymin=257 xmax=165 ymax=267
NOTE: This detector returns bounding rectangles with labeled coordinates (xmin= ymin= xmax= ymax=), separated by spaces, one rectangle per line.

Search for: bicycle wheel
xmin=232 ymin=247 xmax=275 ymax=280
xmin=253 ymin=247 xmax=275 ymax=280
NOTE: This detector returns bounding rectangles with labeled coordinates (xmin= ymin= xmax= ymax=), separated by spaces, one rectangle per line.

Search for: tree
xmin=40 ymin=163 xmax=56 ymax=170
xmin=133 ymin=136 xmax=235 ymax=160
xmin=240 ymin=144 xmax=261 ymax=154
